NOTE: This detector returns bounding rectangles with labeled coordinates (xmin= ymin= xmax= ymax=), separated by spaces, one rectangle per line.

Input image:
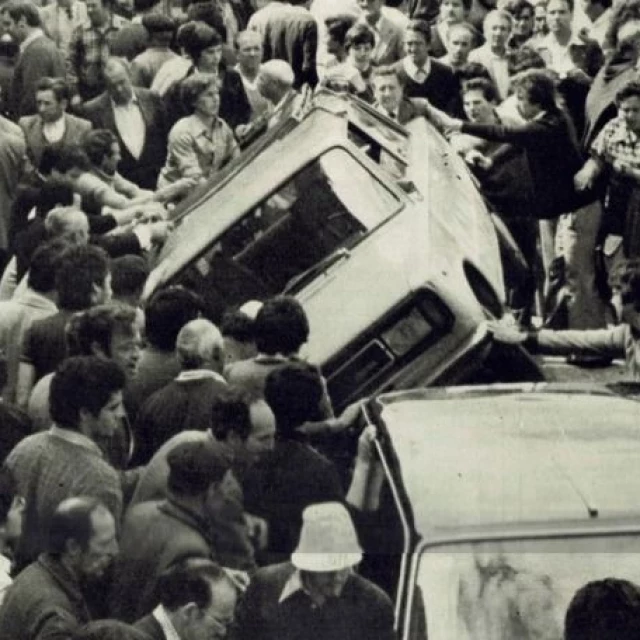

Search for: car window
xmin=177 ymin=148 xmax=400 ymax=314
xmin=410 ymin=535 xmax=640 ymax=640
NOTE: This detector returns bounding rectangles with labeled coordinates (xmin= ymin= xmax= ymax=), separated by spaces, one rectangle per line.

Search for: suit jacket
xmin=10 ymin=33 xmax=66 ymax=119
xmin=0 ymin=118 xmax=26 ymax=253
xmin=249 ymin=2 xmax=318 ymax=88
xmin=134 ymin=615 xmax=165 ymax=640
xmin=81 ymin=89 xmax=168 ymax=189
xmin=18 ymin=113 xmax=92 ymax=169
xmin=109 ymin=499 xmax=216 ymax=622
xmin=358 ymin=14 xmax=404 ymax=66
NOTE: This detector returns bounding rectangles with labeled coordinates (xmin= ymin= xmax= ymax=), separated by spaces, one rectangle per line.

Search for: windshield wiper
xmin=283 ymin=248 xmax=351 ymax=295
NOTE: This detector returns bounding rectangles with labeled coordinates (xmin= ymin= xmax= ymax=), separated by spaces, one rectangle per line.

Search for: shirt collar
xmin=609 ymin=117 xmax=640 ymax=145
xmin=110 ymin=93 xmax=139 ymax=110
xmin=279 ymin=569 xmax=310 ymax=604
xmin=540 ymin=30 xmax=583 ymax=48
xmin=403 ymin=56 xmax=431 ymax=78
xmin=49 ymin=425 xmax=104 ymax=456
xmin=175 ymin=369 xmax=226 ymax=384
xmin=20 ymin=28 xmax=44 ymax=53
xmin=153 ymin=605 xmax=182 ymax=640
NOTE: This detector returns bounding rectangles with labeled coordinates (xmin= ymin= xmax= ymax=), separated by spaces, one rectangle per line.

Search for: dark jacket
xmin=234 ymin=562 xmax=396 ymax=640
xmin=109 ymin=499 xmax=218 ymax=622
xmin=109 ymin=22 xmax=148 ymax=61
xmin=462 ymin=110 xmax=589 ymax=218
xmin=9 ymin=34 xmax=65 ymax=118
xmin=0 ymin=553 xmax=92 ymax=640
xmin=81 ymin=89 xmax=168 ymax=189
xmin=392 ymin=58 xmax=462 ymax=117
xmin=133 ymin=615 xmax=165 ymax=640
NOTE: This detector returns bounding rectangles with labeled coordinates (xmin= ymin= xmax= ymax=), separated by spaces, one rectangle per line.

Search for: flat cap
xmin=167 ymin=440 xmax=230 ymax=494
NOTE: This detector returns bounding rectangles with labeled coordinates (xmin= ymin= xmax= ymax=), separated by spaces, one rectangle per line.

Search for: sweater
xmin=6 ymin=428 xmax=122 ymax=568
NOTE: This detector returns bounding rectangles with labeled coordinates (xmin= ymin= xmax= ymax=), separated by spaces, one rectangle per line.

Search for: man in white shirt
xmin=575 ymin=0 xmax=612 ymax=50
xmin=439 ymin=21 xmax=475 ymax=69
xmin=39 ymin=0 xmax=88 ymax=57
xmin=19 ymin=77 xmax=92 ymax=171
xmin=356 ymin=0 xmax=405 ymax=65
xmin=468 ymin=9 xmax=513 ymax=99
xmin=236 ymin=30 xmax=270 ymax=122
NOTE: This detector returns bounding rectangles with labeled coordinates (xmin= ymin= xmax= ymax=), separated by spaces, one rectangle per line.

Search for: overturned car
xmin=144 ymin=90 xmax=541 ymax=411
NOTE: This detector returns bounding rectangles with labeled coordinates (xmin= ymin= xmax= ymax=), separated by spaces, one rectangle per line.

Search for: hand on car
xmin=486 ymin=319 xmax=528 ymax=344
xmin=356 ymin=425 xmax=379 ymax=464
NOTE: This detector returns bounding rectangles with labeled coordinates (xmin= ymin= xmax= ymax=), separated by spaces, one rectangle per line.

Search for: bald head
xmin=257 ymin=60 xmax=294 ymax=105
xmin=104 ymin=57 xmax=133 ymax=105
xmin=176 ymin=318 xmax=224 ymax=373
xmin=44 ymin=207 xmax=90 ymax=245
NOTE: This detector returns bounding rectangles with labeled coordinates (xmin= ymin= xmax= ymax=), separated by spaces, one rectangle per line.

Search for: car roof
xmin=373 ymin=383 xmax=640 ymax=536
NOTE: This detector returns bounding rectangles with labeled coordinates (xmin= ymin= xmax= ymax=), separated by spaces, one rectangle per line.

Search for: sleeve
xmin=590 ymin=120 xmax=614 ymax=162
xmin=130 ymin=60 xmax=148 ymax=88
xmin=76 ymin=175 xmax=131 ymax=210
xmin=65 ymin=26 xmax=82 ymax=92
xmin=461 ymin=118 xmax=552 ymax=146
xmin=533 ymin=325 xmax=628 ymax=359
xmin=31 ymin=606 xmax=81 ymax=640
xmin=19 ymin=324 xmax=36 ymax=366
xmin=113 ymin=172 xmax=142 ymax=198
xmin=166 ymin=127 xmax=204 ymax=181
xmin=365 ymin=589 xmax=396 ymax=640
xmin=301 ymin=19 xmax=319 ymax=87
xmin=92 ymin=232 xmax=143 ymax=257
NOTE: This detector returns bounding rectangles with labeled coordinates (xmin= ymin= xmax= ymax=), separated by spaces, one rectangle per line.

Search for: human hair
xmin=144 ymin=286 xmax=205 ymax=351
xmin=565 ymin=579 xmax=640 ymax=640
xmin=511 ymin=68 xmax=559 ymax=112
xmin=36 ymin=178 xmax=75 ymax=218
xmin=111 ymin=255 xmax=148 ymax=299
xmin=133 ymin=0 xmax=160 ymax=12
xmin=166 ymin=440 xmax=230 ymax=497
xmin=103 ymin=57 xmax=131 ymax=80
xmin=264 ymin=363 xmax=325 ymax=437
xmin=325 ymin=14 xmax=357 ymax=45
xmin=209 ymin=387 xmax=253 ymax=441
xmin=483 ymin=8 xmax=514 ymax=34
xmin=48 ymin=496 xmax=104 ymax=556
xmin=446 ymin=21 xmax=476 ymax=42
xmin=454 ymin=61 xmax=493 ymax=83
xmin=35 ymin=77 xmax=70 ymax=103
xmin=344 ymin=23 xmax=376 ymax=51
xmin=175 ymin=318 xmax=223 ymax=369
xmin=1 ymin=1 xmax=41 ymax=27
xmin=404 ymin=18 xmax=431 ymax=43
xmin=606 ymin=0 xmax=640 ymax=50
xmin=182 ymin=16 xmax=224 ymax=58
xmin=39 ymin=144 xmax=90 ymax=176
xmin=550 ymin=0 xmax=573 ymax=11
xmin=235 ymin=29 xmax=262 ymax=49
xmin=66 ymin=304 xmax=138 ymax=357
xmin=27 ymin=238 xmax=69 ymax=294
xmin=0 ymin=467 xmax=16 ymax=525
xmin=180 ymin=73 xmax=218 ymax=113
xmin=444 ymin=0 xmax=473 ymax=11
xmin=254 ymin=296 xmax=309 ymax=355
xmin=49 ymin=356 xmax=125 ymax=428
xmin=461 ymin=76 xmax=499 ymax=102
xmin=55 ymin=244 xmax=110 ymax=311
xmin=620 ymin=259 xmax=640 ymax=309
xmin=44 ymin=207 xmax=87 ymax=241
xmin=82 ymin=129 xmax=118 ymax=167
xmin=220 ymin=309 xmax=254 ymax=343
xmin=503 ymin=0 xmax=534 ymax=17
xmin=616 ymin=80 xmax=640 ymax=105
xmin=259 ymin=59 xmax=294 ymax=88
xmin=155 ymin=559 xmax=236 ymax=612
xmin=506 ymin=45 xmax=546 ymax=76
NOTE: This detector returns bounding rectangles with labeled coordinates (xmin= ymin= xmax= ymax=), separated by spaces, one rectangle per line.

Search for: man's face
xmin=242 ymin=401 xmax=275 ymax=467
xmin=348 ymin=42 xmax=373 ymax=69
xmin=195 ymin=84 xmax=221 ymax=118
xmin=102 ymin=142 xmax=121 ymax=176
xmin=83 ymin=390 xmax=125 ymax=439
xmin=36 ymin=89 xmax=66 ymax=123
xmin=373 ymin=74 xmax=402 ymax=114
xmin=105 ymin=65 xmax=133 ymax=105
xmin=533 ymin=3 xmax=548 ymax=34
xmin=514 ymin=8 xmax=534 ymax=39
xmin=447 ymin=27 xmax=473 ymax=65
xmin=516 ymin=87 xmax=541 ymax=120
xmin=1 ymin=12 xmax=22 ymax=42
xmin=486 ymin=16 xmax=510 ymax=52
xmin=546 ymin=0 xmax=571 ymax=34
xmin=357 ymin=0 xmax=383 ymax=23
xmin=619 ymin=95 xmax=640 ymax=135
xmin=1 ymin=497 xmax=25 ymax=548
xmin=302 ymin=568 xmax=352 ymax=600
xmin=185 ymin=581 xmax=237 ymax=640
xmin=439 ymin=0 xmax=467 ymax=24
xmin=78 ymin=506 xmax=119 ymax=580
xmin=403 ymin=31 xmax=429 ymax=67
xmin=109 ymin=326 xmax=142 ymax=380
xmin=237 ymin=35 xmax=262 ymax=74
xmin=463 ymin=88 xmax=495 ymax=123
xmin=85 ymin=0 xmax=105 ymax=25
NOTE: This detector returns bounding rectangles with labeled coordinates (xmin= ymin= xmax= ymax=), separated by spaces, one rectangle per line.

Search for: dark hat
xmin=167 ymin=441 xmax=230 ymax=495
xmin=142 ymin=13 xmax=176 ymax=34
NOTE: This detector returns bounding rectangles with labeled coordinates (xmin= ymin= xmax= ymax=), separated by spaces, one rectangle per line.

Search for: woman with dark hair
xmin=324 ymin=23 xmax=376 ymax=102
xmin=164 ymin=20 xmax=252 ymax=132
xmin=158 ymin=73 xmax=239 ymax=188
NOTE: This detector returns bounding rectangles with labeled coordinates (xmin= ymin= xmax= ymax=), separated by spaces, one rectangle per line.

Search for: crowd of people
xmin=0 ymin=0 xmax=640 ymax=636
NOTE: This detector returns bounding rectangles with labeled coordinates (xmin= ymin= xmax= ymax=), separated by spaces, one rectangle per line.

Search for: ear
xmin=65 ymin=537 xmax=83 ymax=559
xmin=178 ymin=602 xmax=200 ymax=625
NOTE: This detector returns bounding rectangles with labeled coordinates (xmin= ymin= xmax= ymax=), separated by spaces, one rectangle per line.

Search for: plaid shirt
xmin=66 ymin=14 xmax=129 ymax=99
xmin=591 ymin=115 xmax=640 ymax=168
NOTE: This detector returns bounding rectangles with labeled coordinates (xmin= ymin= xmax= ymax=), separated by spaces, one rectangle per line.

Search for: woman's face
xmin=195 ymin=83 xmax=221 ymax=117
xmin=349 ymin=42 xmax=373 ymax=69
xmin=198 ymin=44 xmax=223 ymax=72
xmin=516 ymin=87 xmax=542 ymax=120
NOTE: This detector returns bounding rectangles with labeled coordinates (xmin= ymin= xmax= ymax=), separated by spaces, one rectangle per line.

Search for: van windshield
xmin=178 ymin=148 xmax=400 ymax=317
xmin=409 ymin=534 xmax=640 ymax=640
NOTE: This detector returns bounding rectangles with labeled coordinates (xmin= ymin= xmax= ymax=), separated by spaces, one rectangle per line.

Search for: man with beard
xmin=0 ymin=497 xmax=119 ymax=640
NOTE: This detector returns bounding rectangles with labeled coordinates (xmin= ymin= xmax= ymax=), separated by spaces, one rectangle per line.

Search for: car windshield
xmin=178 ymin=148 xmax=400 ymax=315
xmin=409 ymin=534 xmax=640 ymax=640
